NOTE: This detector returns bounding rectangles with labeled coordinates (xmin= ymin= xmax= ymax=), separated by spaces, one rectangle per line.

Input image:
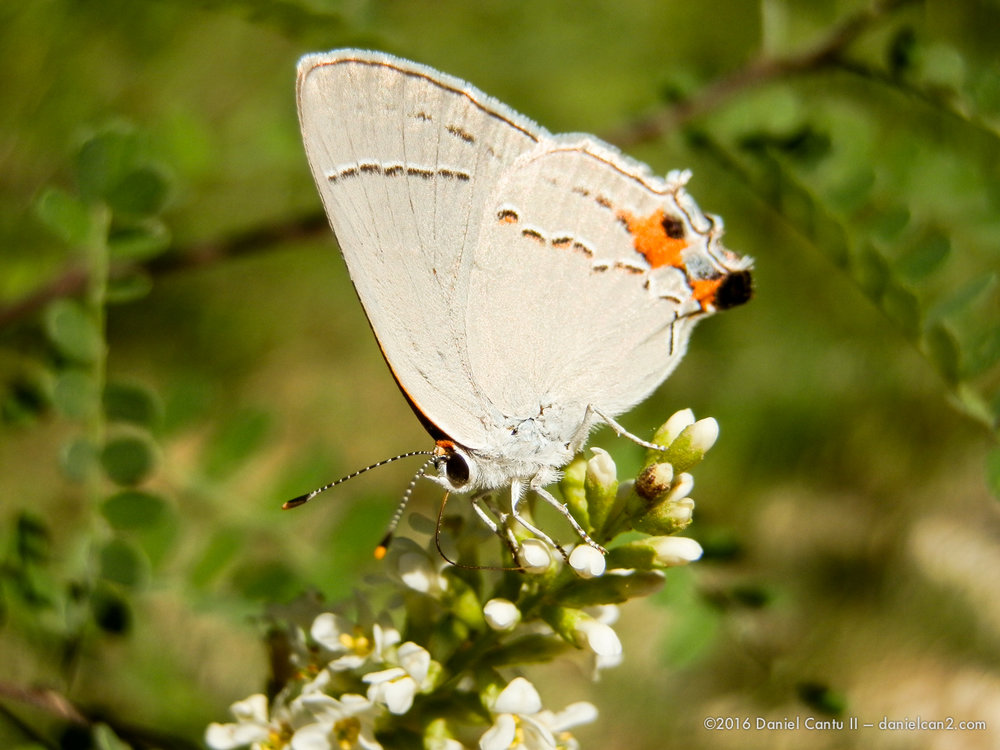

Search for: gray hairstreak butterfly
xmin=288 ymin=49 xmax=752 ymax=567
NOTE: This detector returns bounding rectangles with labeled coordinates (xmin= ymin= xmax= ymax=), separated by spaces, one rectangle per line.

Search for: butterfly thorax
xmin=429 ymin=401 xmax=592 ymax=494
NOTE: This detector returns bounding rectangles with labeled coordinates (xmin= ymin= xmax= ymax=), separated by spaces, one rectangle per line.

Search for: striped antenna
xmin=374 ymin=457 xmax=435 ymax=559
xmin=282 ymin=451 xmax=433 ymax=509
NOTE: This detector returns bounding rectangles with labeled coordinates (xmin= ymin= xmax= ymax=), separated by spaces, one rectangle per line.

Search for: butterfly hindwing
xmin=465 ymin=138 xmax=712 ymax=425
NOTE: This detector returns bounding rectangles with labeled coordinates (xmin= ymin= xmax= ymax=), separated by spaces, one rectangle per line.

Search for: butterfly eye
xmin=445 ymin=451 xmax=471 ymax=487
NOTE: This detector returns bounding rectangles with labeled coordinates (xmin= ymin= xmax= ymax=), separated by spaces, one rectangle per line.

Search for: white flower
xmin=290 ymin=692 xmax=383 ymax=750
xmin=568 ymin=544 xmax=606 ymax=579
xmin=518 ymin=539 xmax=552 ymax=574
xmin=205 ymin=694 xmax=274 ymax=749
xmin=480 ymin=677 xmax=597 ymax=750
xmin=484 ymin=598 xmax=521 ymax=631
xmin=583 ymin=606 xmax=623 ymax=677
xmin=661 ymin=409 xmax=696 ymax=446
xmin=534 ymin=702 xmax=599 ymax=750
xmin=648 ymin=536 xmax=703 ymax=566
xmin=573 ymin=617 xmax=622 ymax=658
xmin=685 ymin=417 xmax=719 ymax=454
xmin=309 ymin=613 xmax=402 ymax=676
xmin=586 ymin=604 xmax=620 ymax=627
xmin=664 ymin=472 xmax=694 ymax=505
xmin=585 ymin=447 xmax=616 ymax=488
xmin=663 ymin=497 xmax=695 ymax=525
xmin=310 ymin=613 xmax=372 ymax=671
xmin=388 ymin=538 xmax=449 ymax=595
xmin=363 ymin=641 xmax=432 ymax=714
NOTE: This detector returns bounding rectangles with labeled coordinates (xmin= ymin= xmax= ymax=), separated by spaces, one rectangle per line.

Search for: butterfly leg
xmin=509 ymin=478 xmax=570 ymax=561
xmin=530 ymin=482 xmax=607 ymax=555
xmin=589 ymin=406 xmax=667 ymax=452
xmin=472 ymin=494 xmax=522 ymax=559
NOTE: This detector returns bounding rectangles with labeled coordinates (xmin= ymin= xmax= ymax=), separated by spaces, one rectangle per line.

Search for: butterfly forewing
xmin=297 ymin=50 xmax=544 ymax=448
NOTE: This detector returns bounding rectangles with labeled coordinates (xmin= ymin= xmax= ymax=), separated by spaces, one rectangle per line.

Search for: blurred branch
xmin=0 ymin=212 xmax=328 ymax=332
xmin=0 ymin=680 xmax=203 ymax=749
xmin=607 ymin=0 xmax=921 ymax=148
xmin=0 ymin=682 xmax=88 ymax=725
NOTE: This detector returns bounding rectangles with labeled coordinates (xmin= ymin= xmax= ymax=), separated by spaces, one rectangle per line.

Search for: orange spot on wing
xmin=619 ymin=209 xmax=688 ymax=269
xmin=691 ymin=277 xmax=724 ymax=309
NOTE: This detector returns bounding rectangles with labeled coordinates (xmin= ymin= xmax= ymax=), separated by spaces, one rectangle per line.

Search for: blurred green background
xmin=2 ymin=0 xmax=999 ymax=748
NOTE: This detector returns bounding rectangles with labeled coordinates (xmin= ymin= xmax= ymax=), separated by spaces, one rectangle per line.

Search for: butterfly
xmin=290 ymin=49 xmax=752 ymax=566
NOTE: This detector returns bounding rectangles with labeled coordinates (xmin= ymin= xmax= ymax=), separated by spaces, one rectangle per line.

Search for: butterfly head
xmin=431 ymin=439 xmax=478 ymax=492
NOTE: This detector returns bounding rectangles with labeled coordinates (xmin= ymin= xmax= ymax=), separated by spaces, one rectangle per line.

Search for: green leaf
xmin=484 ymin=634 xmax=572 ymax=666
xmin=895 ymin=231 xmax=950 ymax=282
xmin=101 ymin=489 xmax=169 ymax=529
xmin=99 ymin=538 xmax=147 ymax=587
xmin=557 ymin=570 xmax=665 ymax=607
xmin=923 ymin=323 xmax=961 ymax=385
xmin=882 ymin=281 xmax=922 ymax=338
xmin=43 ymin=299 xmax=104 ymax=364
xmin=767 ymin=162 xmax=851 ymax=267
xmin=105 ymin=166 xmax=170 ymax=217
xmin=962 ymin=324 xmax=1000 ymax=379
xmin=52 ymin=369 xmax=100 ymax=420
xmin=108 ymin=219 xmax=171 ymax=261
xmin=103 ymin=380 xmax=162 ymax=428
xmin=868 ymin=205 xmax=911 ymax=243
xmin=60 ymin=436 xmax=100 ymax=482
xmin=75 ymin=129 xmax=141 ymax=204
xmin=927 ymin=273 xmax=996 ymax=323
xmin=15 ymin=513 xmax=51 ymax=565
xmin=106 ymin=269 xmax=154 ymax=304
xmin=34 ymin=186 xmax=95 ymax=246
xmin=100 ymin=433 xmax=157 ymax=486
xmin=852 ymin=244 xmax=890 ymax=300
xmin=826 ymin=167 xmax=875 ymax=214
xmin=93 ymin=723 xmax=132 ymax=750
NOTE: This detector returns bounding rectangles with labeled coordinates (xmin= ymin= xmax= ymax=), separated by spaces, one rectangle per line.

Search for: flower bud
xmin=652 ymin=408 xmax=696 ymax=450
xmin=665 ymin=418 xmax=719 ymax=472
xmin=483 ymin=598 xmax=521 ymax=631
xmin=517 ymin=539 xmax=553 ymax=574
xmin=648 ymin=536 xmax=703 ymax=566
xmin=569 ymin=544 xmax=606 ymax=579
xmin=606 ymin=536 xmax=703 ymax=570
xmin=559 ymin=455 xmax=589 ymax=528
xmin=541 ymin=607 xmax=622 ymax=657
xmin=584 ymin=447 xmax=619 ymax=533
xmin=574 ymin=617 xmax=623 ymax=657
xmin=492 ymin=676 xmax=543 ymax=714
xmin=632 ymin=496 xmax=695 ymax=535
xmin=398 ymin=551 xmax=445 ymax=594
xmin=664 ymin=472 xmax=694 ymax=504
xmin=635 ymin=461 xmax=674 ymax=502
xmin=424 ymin=718 xmax=464 ymax=750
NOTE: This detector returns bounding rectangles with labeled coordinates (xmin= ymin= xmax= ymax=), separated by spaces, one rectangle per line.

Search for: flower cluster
xmin=207 ymin=410 xmax=719 ymax=749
